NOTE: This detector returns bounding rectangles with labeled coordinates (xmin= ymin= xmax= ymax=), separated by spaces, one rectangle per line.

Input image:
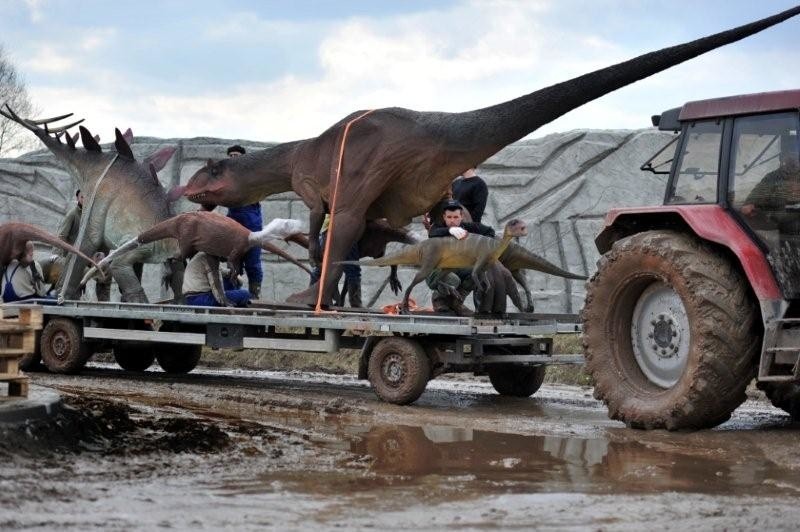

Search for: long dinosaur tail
xmin=15 ymin=224 xmax=98 ymax=267
xmin=503 ymin=245 xmax=587 ymax=280
xmin=337 ymin=244 xmax=423 ymax=267
xmin=453 ymin=6 xmax=800 ymax=161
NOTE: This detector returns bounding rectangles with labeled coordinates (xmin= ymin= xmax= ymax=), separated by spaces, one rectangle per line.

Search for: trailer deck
xmin=3 ymin=299 xmax=583 ymax=404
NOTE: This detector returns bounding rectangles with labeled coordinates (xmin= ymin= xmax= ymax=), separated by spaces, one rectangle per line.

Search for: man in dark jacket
xmin=426 ymin=200 xmax=494 ymax=314
xmin=452 ymin=167 xmax=489 ymax=224
xmin=226 ymin=145 xmax=264 ymax=298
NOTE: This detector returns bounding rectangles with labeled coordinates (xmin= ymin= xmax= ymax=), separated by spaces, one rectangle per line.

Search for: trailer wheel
xmin=758 ymin=381 xmax=800 ymax=419
xmin=582 ymin=230 xmax=759 ymax=430
xmin=488 ymin=365 xmax=546 ymax=397
xmin=156 ymin=345 xmax=202 ymax=374
xmin=368 ymin=337 xmax=430 ymax=405
xmin=113 ymin=345 xmax=156 ymax=372
xmin=40 ymin=318 xmax=92 ymax=374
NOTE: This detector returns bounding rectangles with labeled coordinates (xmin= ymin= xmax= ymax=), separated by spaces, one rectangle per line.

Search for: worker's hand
xmin=448 ymin=227 xmax=468 ymax=240
xmin=422 ymin=213 xmax=432 ymax=231
xmin=741 ymin=204 xmax=756 ymax=217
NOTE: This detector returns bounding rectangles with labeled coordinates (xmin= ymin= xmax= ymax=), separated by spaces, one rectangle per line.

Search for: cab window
xmin=666 ymin=120 xmax=722 ymax=204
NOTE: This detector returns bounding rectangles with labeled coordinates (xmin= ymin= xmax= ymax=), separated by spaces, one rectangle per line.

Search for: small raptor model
xmin=499 ymin=226 xmax=588 ymax=312
xmin=82 ymin=211 xmax=311 ymax=287
xmin=341 ymin=220 xmax=530 ymax=312
xmin=0 ymin=222 xmax=99 ymax=268
xmin=177 ymin=7 xmax=800 ymax=306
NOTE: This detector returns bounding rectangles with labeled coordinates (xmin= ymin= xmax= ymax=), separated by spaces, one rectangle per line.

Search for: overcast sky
xmin=2 ymin=0 xmax=800 ymax=149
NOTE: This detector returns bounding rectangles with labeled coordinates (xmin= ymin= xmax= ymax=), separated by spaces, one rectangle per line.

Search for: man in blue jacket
xmin=226 ymin=145 xmax=264 ymax=299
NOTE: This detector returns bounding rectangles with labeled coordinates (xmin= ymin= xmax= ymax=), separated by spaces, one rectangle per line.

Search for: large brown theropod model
xmin=0 ymin=222 xmax=98 ymax=269
xmin=178 ymin=7 xmax=800 ymax=306
xmin=341 ymin=220 xmax=530 ymax=312
xmin=0 ymin=105 xmax=180 ymax=302
xmin=81 ymin=211 xmax=312 ymax=287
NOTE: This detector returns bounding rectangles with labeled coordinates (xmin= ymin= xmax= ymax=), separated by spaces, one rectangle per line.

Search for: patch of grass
xmin=548 ymin=333 xmax=592 ymax=386
xmin=200 ymin=347 xmax=360 ymax=375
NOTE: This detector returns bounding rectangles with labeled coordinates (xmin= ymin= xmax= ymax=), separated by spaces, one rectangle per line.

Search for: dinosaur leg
xmin=111 ymin=262 xmax=148 ymax=303
xmin=287 ymin=212 xmax=365 ymax=306
xmin=511 ymin=269 xmax=534 ymax=312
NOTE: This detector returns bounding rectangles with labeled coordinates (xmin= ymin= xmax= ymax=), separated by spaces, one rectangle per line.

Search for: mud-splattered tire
xmin=758 ymin=382 xmax=800 ymax=420
xmin=488 ymin=365 xmax=546 ymax=397
xmin=113 ymin=345 xmax=156 ymax=372
xmin=582 ymin=230 xmax=759 ymax=430
xmin=156 ymin=345 xmax=202 ymax=374
xmin=368 ymin=337 xmax=431 ymax=405
xmin=40 ymin=318 xmax=93 ymax=374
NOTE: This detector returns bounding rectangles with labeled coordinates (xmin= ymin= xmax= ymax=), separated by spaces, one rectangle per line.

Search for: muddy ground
xmin=2 ymin=363 xmax=800 ymax=530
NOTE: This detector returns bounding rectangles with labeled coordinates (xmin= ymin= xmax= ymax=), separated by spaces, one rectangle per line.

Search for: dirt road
xmin=2 ymin=364 xmax=800 ymax=530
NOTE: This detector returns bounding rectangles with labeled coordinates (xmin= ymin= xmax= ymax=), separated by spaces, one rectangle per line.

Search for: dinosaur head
xmin=179 ymin=158 xmax=249 ymax=208
xmin=504 ymin=219 xmax=528 ymax=238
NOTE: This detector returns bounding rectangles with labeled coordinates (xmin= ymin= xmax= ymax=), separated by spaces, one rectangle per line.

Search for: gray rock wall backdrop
xmin=0 ymin=128 xmax=674 ymax=312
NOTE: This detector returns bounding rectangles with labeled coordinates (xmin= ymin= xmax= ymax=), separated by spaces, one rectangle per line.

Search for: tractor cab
xmin=646 ymin=90 xmax=800 ymax=299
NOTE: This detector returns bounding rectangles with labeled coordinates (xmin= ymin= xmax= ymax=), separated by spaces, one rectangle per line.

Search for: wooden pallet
xmin=0 ymin=307 xmax=42 ymax=399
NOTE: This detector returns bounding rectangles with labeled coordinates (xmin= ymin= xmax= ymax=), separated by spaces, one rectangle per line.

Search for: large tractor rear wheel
xmin=758 ymin=381 xmax=800 ymax=419
xmin=582 ymin=230 xmax=759 ymax=430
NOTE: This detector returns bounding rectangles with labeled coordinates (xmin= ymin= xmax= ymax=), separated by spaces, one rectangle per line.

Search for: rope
xmin=315 ymin=110 xmax=374 ymax=313
xmin=59 ymin=154 xmax=119 ymax=300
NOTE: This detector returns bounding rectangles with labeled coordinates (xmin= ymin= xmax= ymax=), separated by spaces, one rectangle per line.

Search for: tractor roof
xmin=653 ymin=89 xmax=800 ymax=131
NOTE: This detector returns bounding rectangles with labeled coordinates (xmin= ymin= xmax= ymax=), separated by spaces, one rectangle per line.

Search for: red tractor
xmin=583 ymin=89 xmax=800 ymax=430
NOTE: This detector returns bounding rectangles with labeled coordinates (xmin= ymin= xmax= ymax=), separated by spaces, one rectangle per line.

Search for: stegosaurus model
xmin=1 ymin=105 xmax=181 ymax=302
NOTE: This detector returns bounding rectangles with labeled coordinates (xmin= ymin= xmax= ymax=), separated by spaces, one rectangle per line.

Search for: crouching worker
xmin=426 ymin=200 xmax=495 ymax=315
xmin=2 ymin=241 xmax=50 ymax=302
xmin=182 ymin=252 xmax=250 ymax=308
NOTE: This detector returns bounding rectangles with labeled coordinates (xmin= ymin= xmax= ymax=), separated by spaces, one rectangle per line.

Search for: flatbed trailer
xmin=1 ymin=300 xmax=583 ymax=404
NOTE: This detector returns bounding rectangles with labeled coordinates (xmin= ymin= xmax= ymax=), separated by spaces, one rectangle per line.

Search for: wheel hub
xmin=631 ymin=282 xmax=690 ymax=388
xmin=51 ymin=331 xmax=70 ymax=361
xmin=382 ymin=353 xmax=405 ymax=386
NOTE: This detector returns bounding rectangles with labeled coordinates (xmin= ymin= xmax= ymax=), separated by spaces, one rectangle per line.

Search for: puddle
xmin=214 ymin=423 xmax=800 ymax=498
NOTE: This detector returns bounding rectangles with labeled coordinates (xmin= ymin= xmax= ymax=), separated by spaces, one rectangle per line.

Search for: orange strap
xmin=315 ymin=109 xmax=375 ymax=313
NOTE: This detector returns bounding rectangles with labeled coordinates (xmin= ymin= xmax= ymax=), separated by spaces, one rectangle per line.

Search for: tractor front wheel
xmin=582 ymin=230 xmax=759 ymax=430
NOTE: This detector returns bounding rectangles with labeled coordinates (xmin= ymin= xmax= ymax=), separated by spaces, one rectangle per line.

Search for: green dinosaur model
xmin=0 ymin=105 xmax=181 ymax=303
xmin=341 ymin=220 xmax=531 ymax=311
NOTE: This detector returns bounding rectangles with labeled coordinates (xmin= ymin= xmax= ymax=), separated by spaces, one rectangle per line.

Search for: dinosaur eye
xmin=210 ymin=166 xmax=218 ymax=177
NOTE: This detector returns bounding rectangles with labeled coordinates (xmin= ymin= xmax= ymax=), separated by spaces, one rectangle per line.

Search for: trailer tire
xmin=758 ymin=381 xmax=800 ymax=420
xmin=488 ymin=365 xmax=546 ymax=397
xmin=40 ymin=318 xmax=92 ymax=374
xmin=582 ymin=230 xmax=759 ymax=430
xmin=368 ymin=337 xmax=430 ymax=405
xmin=156 ymin=345 xmax=202 ymax=374
xmin=113 ymin=345 xmax=156 ymax=372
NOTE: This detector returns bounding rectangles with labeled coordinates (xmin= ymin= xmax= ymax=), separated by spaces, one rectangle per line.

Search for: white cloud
xmin=24 ymin=0 xmax=43 ymax=23
xmin=18 ymin=0 xmax=800 ymax=151
xmin=23 ymin=45 xmax=75 ymax=74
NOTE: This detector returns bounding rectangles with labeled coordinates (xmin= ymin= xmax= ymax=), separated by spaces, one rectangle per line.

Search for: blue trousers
xmin=185 ymin=289 xmax=250 ymax=307
xmin=228 ymin=205 xmax=264 ymax=284
xmin=309 ymin=233 xmax=361 ymax=285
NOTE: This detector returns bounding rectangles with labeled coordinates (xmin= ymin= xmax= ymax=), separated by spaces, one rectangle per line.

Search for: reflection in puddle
xmin=345 ymin=424 xmax=798 ymax=495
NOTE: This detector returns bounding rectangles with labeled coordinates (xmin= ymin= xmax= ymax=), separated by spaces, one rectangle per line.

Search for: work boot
xmin=249 ymin=280 xmax=261 ymax=300
xmin=347 ymin=281 xmax=363 ymax=308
